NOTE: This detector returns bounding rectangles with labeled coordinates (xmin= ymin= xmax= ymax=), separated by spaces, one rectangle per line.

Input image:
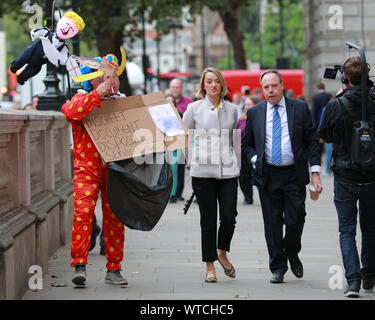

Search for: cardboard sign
xmin=82 ymin=92 xmax=188 ymax=163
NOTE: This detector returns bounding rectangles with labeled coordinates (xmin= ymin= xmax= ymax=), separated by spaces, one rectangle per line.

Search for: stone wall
xmin=0 ymin=109 xmax=73 ymax=300
xmin=303 ymin=0 xmax=375 ymax=103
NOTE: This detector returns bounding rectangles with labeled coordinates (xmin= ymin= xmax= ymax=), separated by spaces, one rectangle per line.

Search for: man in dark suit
xmin=242 ymin=70 xmax=323 ymax=283
xmin=311 ymin=82 xmax=332 ymax=130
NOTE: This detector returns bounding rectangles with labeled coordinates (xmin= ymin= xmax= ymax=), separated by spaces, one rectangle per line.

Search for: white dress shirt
xmin=264 ymin=97 xmax=294 ymax=166
xmin=251 ymin=96 xmax=320 ymax=173
xmin=31 ymin=27 xmax=69 ymax=64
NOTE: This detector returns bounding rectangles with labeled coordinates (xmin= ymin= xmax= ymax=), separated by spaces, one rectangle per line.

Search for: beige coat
xmin=183 ymin=96 xmax=240 ymax=179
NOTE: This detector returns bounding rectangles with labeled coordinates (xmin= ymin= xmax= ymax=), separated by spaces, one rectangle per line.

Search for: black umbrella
xmin=183 ymin=192 xmax=195 ymax=215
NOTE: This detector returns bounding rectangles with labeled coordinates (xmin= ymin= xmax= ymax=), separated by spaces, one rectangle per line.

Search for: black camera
xmin=323 ymin=65 xmax=343 ymax=80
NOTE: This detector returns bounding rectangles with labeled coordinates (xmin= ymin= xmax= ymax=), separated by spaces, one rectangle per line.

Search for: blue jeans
xmin=334 ymin=177 xmax=375 ymax=283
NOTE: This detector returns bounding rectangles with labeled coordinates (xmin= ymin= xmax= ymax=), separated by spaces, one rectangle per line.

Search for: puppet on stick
xmin=10 ymin=11 xmax=85 ymax=85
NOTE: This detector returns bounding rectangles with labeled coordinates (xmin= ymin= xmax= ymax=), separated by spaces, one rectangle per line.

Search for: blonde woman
xmin=183 ymin=67 xmax=239 ymax=283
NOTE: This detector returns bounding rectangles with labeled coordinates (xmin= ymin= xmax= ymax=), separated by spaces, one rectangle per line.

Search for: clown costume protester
xmin=61 ymin=53 xmax=128 ymax=286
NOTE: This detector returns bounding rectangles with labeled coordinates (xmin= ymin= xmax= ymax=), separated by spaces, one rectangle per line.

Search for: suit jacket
xmin=241 ymin=97 xmax=320 ymax=187
xmin=311 ymin=91 xmax=331 ymax=129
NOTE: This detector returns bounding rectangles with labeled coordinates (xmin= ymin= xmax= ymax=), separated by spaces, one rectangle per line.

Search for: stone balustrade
xmin=0 ymin=109 xmax=73 ymax=299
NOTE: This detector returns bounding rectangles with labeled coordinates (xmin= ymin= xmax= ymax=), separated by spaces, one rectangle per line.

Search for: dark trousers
xmin=258 ymin=165 xmax=306 ymax=274
xmin=92 ymin=214 xmax=104 ymax=249
xmin=176 ymin=163 xmax=185 ymax=198
xmin=334 ymin=177 xmax=375 ymax=284
xmin=10 ymin=41 xmax=46 ymax=84
xmin=192 ymin=177 xmax=238 ymax=262
xmin=239 ymin=154 xmax=253 ymax=202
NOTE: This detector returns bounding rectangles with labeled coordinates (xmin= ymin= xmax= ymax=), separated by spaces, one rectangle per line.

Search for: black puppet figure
xmin=10 ymin=11 xmax=85 ymax=85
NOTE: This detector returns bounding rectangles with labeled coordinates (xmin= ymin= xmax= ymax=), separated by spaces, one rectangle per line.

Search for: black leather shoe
xmin=344 ymin=281 xmax=361 ymax=298
xmin=289 ymin=255 xmax=303 ymax=278
xmin=362 ymin=277 xmax=375 ymax=292
xmin=270 ymin=272 xmax=284 ymax=284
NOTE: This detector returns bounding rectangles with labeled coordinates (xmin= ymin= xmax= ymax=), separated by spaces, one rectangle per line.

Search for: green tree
xmin=187 ymin=0 xmax=251 ymax=69
xmin=217 ymin=1 xmax=259 ymax=70
xmin=75 ymin=0 xmax=188 ymax=94
xmin=223 ymin=0 xmax=304 ymax=70
xmin=262 ymin=0 xmax=304 ymax=69
xmin=0 ymin=0 xmax=188 ymax=94
xmin=3 ymin=14 xmax=31 ymax=68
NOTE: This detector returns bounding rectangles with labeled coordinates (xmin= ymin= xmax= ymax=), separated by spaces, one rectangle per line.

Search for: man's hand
xmin=96 ymin=82 xmax=112 ymax=98
xmin=310 ymin=172 xmax=323 ymax=193
xmin=336 ymin=88 xmax=344 ymax=97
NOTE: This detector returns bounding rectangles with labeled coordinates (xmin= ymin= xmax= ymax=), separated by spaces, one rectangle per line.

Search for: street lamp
xmin=70 ymin=0 xmax=82 ymax=96
xmin=201 ymin=12 xmax=206 ymax=71
xmin=276 ymin=0 xmax=289 ymax=69
xmin=37 ymin=0 xmax=67 ymax=111
xmin=141 ymin=8 xmax=147 ymax=94
xmin=156 ymin=33 xmax=161 ymax=88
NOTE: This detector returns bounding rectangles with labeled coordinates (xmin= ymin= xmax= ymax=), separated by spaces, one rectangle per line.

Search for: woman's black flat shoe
xmin=218 ymin=258 xmax=236 ymax=278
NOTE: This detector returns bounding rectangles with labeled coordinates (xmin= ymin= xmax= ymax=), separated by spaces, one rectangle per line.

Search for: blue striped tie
xmin=272 ymin=104 xmax=282 ymax=166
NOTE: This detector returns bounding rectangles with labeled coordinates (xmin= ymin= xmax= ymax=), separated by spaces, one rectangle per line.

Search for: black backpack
xmin=338 ymin=96 xmax=375 ymax=171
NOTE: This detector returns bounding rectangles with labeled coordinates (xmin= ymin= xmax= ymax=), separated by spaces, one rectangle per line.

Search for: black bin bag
xmin=107 ymin=152 xmax=173 ymax=231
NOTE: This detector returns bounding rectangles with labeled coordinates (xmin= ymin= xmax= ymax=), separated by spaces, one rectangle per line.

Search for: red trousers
xmin=71 ymin=160 xmax=125 ymax=271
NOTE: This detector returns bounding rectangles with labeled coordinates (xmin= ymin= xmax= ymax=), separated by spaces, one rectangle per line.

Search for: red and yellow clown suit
xmin=61 ymin=90 xmax=125 ymax=271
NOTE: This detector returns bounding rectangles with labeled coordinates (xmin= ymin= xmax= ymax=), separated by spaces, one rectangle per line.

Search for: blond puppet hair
xmin=64 ymin=11 xmax=85 ymax=31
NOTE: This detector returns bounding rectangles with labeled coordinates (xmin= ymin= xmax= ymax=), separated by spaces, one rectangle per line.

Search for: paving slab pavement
xmin=22 ymin=173 xmax=375 ymax=301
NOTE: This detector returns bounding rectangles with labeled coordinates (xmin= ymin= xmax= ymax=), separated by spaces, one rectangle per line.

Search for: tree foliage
xmin=1 ymin=0 xmax=305 ymax=92
xmin=217 ymin=1 xmax=258 ymax=70
xmin=1 ymin=0 xmax=188 ymax=94
xmin=218 ymin=0 xmax=305 ymax=70
xmin=3 ymin=14 xmax=31 ymax=68
xmin=262 ymin=0 xmax=304 ymax=69
xmin=186 ymin=0 xmax=251 ymax=69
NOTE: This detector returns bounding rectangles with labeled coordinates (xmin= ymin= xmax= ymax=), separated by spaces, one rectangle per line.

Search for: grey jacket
xmin=183 ymin=96 xmax=240 ymax=179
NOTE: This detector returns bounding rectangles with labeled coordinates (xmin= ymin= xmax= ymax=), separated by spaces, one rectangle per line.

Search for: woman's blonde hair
xmin=197 ymin=67 xmax=229 ymax=99
xmin=64 ymin=11 xmax=85 ymax=31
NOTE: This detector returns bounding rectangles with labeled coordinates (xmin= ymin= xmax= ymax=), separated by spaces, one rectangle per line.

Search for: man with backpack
xmin=319 ymin=56 xmax=375 ymax=298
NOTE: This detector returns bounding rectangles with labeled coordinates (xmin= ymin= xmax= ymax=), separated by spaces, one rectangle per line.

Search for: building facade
xmin=303 ymin=0 xmax=375 ymax=102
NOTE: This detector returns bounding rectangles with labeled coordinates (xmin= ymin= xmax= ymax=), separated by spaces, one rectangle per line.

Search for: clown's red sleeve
xmin=61 ymin=90 xmax=101 ymax=121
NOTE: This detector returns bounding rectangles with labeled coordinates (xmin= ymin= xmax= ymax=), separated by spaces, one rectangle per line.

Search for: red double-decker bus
xmin=221 ymin=69 xmax=304 ymax=100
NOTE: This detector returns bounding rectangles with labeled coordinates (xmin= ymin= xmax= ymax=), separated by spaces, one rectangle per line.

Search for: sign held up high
xmin=82 ymin=92 xmax=189 ymax=163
